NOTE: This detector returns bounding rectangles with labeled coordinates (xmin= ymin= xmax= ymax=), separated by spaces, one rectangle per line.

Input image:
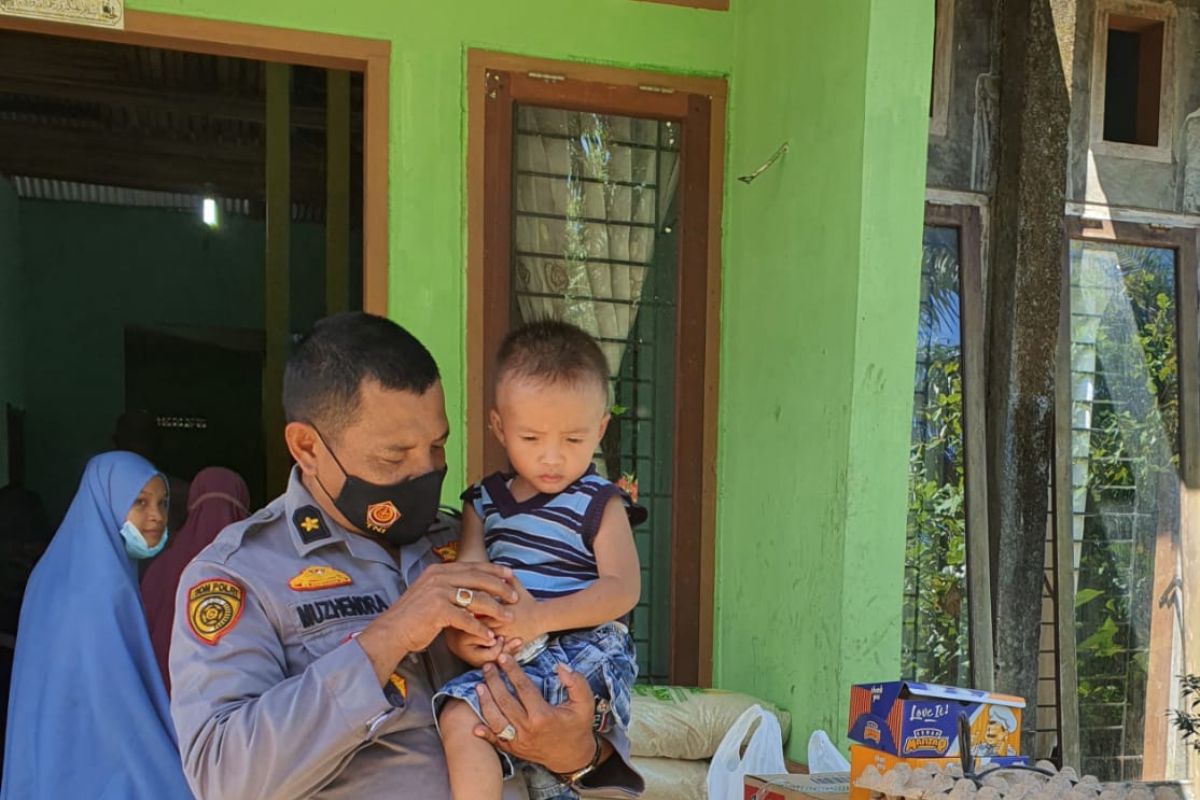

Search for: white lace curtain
xmin=512 ymin=107 xmax=679 ymax=379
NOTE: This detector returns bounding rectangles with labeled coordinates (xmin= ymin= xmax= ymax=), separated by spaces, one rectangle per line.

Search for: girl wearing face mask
xmin=1 ymin=451 xmax=193 ymax=800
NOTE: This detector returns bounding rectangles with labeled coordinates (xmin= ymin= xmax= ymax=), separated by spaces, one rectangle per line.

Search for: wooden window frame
xmin=929 ymin=0 xmax=955 ymax=138
xmin=0 ymin=10 xmax=391 ymax=315
xmin=920 ymin=203 xmax=994 ymax=690
xmin=466 ymin=51 xmax=726 ymax=686
xmin=1057 ymin=217 xmax=1200 ymax=778
xmin=1088 ymin=0 xmax=1176 ymax=163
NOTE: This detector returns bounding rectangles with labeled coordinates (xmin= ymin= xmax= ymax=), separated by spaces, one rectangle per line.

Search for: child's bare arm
xmin=490 ymin=496 xmax=640 ymax=640
xmin=457 ymin=505 xmax=488 ymax=563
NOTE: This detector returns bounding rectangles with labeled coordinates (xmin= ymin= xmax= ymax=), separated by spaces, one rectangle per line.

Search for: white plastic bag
xmin=705 ymin=703 xmax=786 ymax=800
xmin=806 ymin=730 xmax=850 ymax=773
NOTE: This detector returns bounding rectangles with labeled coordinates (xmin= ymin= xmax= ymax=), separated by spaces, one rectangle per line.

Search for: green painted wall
xmin=715 ymin=0 xmax=932 ymax=757
xmin=17 ymin=201 xmax=326 ymax=520
xmin=0 ymin=178 xmax=22 ymax=486
xmin=107 ymin=0 xmax=933 ymax=758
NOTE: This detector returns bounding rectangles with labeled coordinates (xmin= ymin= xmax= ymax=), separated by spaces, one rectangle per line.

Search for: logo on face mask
xmin=366 ymin=501 xmax=401 ymax=533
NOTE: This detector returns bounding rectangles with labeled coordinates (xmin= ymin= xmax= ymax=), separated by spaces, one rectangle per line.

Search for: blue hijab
xmin=2 ymin=452 xmax=192 ymax=799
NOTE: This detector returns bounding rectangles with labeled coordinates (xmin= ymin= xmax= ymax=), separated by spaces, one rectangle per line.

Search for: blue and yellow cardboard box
xmin=847 ymin=681 xmax=1025 ymax=758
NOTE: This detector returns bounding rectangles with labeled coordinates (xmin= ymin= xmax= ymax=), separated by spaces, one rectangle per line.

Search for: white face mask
xmin=119 ymin=521 xmax=168 ymax=560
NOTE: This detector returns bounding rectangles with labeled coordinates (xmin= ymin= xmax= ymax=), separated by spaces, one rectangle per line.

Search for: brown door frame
xmin=1063 ymin=217 xmax=1199 ymax=779
xmin=466 ymin=50 xmax=726 ymax=685
xmin=0 ymin=10 xmax=390 ymax=314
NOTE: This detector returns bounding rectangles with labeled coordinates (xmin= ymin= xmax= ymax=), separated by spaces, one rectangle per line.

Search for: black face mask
xmin=313 ymin=429 xmax=446 ymax=547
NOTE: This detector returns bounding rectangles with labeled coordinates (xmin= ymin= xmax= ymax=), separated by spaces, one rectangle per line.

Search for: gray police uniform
xmin=169 ymin=467 xmax=641 ymax=800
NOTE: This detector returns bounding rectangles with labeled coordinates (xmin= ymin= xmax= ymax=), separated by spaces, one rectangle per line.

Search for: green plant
xmin=1170 ymin=674 xmax=1200 ymax=752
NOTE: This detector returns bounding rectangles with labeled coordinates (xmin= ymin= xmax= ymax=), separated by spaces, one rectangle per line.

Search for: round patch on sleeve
xmin=187 ymin=578 xmax=244 ymax=645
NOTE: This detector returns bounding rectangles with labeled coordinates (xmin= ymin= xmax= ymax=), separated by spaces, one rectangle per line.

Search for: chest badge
xmin=187 ymin=578 xmax=244 ymax=645
xmin=365 ymin=501 xmax=400 ymax=533
xmin=288 ymin=565 xmax=353 ymax=592
xmin=432 ymin=540 xmax=459 ymax=562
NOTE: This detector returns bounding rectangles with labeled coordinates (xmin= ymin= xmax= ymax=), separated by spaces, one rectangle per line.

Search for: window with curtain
xmin=471 ymin=60 xmax=722 ymax=686
xmin=510 ymin=106 xmax=680 ymax=681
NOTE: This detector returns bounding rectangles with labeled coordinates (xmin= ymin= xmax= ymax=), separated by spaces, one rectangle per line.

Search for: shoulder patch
xmin=432 ymin=541 xmax=459 ymax=562
xmin=293 ymin=505 xmax=332 ymax=545
xmin=288 ymin=565 xmax=353 ymax=592
xmin=187 ymin=578 xmax=244 ymax=645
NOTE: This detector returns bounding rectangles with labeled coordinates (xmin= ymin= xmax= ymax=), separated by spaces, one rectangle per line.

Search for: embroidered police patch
xmin=432 ymin=540 xmax=459 ymax=563
xmin=187 ymin=578 xmax=244 ymax=645
xmin=288 ymin=565 xmax=353 ymax=592
xmin=293 ymin=505 xmax=331 ymax=545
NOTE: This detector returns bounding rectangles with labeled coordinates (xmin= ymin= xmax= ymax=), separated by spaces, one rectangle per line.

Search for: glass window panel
xmin=510 ymin=104 xmax=680 ymax=683
xmin=902 ymin=224 xmax=971 ymax=687
xmin=1068 ymin=240 xmax=1185 ymax=781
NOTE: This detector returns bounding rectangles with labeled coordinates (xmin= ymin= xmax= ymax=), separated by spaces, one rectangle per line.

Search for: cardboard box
xmin=848 ymin=745 xmax=1028 ymax=800
xmin=847 ymin=681 xmax=1025 ymax=757
xmin=745 ymin=772 xmax=850 ymax=800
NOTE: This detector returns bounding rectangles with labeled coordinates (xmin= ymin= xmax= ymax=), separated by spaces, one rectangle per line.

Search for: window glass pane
xmin=902 ymin=224 xmax=971 ymax=687
xmin=510 ymin=106 xmax=681 ymax=682
xmin=1068 ymin=240 xmax=1184 ymax=781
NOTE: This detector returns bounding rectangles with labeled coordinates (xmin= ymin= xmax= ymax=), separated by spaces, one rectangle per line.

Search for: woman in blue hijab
xmin=2 ymin=451 xmax=192 ymax=799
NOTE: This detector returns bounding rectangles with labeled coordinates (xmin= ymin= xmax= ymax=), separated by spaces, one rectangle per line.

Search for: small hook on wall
xmin=738 ymin=142 xmax=789 ymax=185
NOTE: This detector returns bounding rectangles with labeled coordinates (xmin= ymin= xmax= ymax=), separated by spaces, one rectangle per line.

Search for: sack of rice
xmin=635 ymin=757 xmax=709 ymax=800
xmin=628 ymin=685 xmax=792 ymax=761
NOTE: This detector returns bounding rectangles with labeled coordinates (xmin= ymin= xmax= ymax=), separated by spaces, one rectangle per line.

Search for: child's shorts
xmin=433 ymin=621 xmax=637 ymax=800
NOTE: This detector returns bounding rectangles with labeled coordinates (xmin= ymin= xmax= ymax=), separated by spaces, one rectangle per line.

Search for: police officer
xmin=169 ymin=313 xmax=642 ymax=799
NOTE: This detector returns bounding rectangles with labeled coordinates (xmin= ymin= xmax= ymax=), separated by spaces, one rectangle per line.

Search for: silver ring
xmin=496 ymin=723 xmax=517 ymax=742
xmin=453 ymin=587 xmax=474 ymax=608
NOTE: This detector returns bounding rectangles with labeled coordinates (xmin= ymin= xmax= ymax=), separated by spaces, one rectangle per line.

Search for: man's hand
xmin=471 ymin=654 xmax=603 ymax=775
xmin=356 ymin=562 xmax=517 ymax=684
xmin=444 ymin=629 xmax=526 ymax=668
xmin=482 ymin=579 xmax=547 ymax=644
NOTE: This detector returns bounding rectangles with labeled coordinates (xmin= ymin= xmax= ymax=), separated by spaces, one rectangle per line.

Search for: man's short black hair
xmin=495 ymin=319 xmax=609 ymax=398
xmin=283 ymin=312 xmax=440 ymax=434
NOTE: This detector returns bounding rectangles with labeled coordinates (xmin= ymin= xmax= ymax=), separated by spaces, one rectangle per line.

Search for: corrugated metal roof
xmin=8 ymin=175 xmax=323 ymax=222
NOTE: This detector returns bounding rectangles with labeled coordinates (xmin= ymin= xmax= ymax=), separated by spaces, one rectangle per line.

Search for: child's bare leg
xmin=439 ymin=698 xmax=503 ymax=800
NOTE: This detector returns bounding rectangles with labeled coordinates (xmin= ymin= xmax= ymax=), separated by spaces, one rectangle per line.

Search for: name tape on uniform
xmin=296 ymin=593 xmax=388 ymax=629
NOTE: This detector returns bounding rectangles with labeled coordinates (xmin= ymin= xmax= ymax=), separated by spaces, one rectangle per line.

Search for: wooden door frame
xmin=1062 ymin=217 xmax=1199 ymax=778
xmin=0 ymin=10 xmax=390 ymax=314
xmin=466 ymin=50 xmax=726 ymax=686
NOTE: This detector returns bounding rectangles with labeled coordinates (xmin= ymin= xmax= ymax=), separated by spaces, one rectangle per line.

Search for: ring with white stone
xmin=496 ymin=723 xmax=517 ymax=742
xmin=453 ymin=587 xmax=474 ymax=608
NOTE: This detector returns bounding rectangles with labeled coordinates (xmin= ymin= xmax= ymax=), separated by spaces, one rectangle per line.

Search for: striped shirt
xmin=462 ymin=467 xmax=634 ymax=600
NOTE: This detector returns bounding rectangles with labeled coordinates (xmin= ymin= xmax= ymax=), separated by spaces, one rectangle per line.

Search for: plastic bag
xmin=705 ymin=704 xmax=786 ymax=800
xmin=806 ymin=730 xmax=850 ymax=773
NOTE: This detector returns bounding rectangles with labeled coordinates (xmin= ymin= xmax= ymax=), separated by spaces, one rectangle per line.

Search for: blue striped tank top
xmin=462 ymin=466 xmax=632 ymax=599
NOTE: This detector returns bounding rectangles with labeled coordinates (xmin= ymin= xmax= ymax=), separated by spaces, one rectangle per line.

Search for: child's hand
xmin=445 ymin=628 xmax=526 ymax=668
xmin=483 ymin=580 xmax=547 ymax=643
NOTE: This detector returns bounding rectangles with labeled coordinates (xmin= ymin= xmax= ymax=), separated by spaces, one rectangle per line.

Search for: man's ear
xmin=285 ymin=422 xmax=321 ymax=474
xmin=597 ymin=412 xmax=611 ymax=441
xmin=489 ymin=409 xmax=506 ymax=446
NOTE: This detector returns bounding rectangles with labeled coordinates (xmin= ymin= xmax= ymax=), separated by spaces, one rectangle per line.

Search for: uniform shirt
xmin=169 ymin=467 xmax=641 ymax=800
